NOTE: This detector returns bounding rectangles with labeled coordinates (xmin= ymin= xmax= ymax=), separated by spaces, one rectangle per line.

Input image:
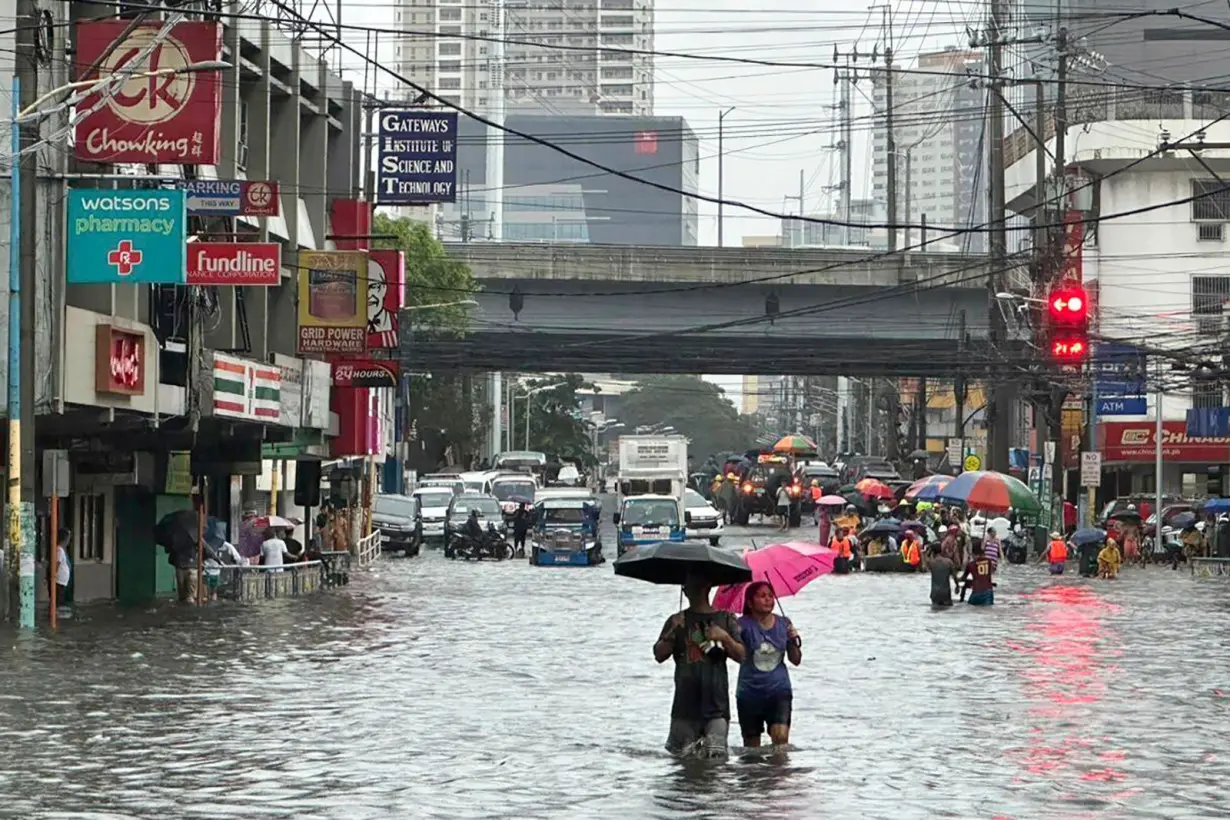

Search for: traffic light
xmin=1046 ymin=284 xmax=1090 ymax=364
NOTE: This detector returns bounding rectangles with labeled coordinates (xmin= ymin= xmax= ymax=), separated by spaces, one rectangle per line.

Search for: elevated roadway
xmin=405 ymin=243 xmax=1011 ymax=375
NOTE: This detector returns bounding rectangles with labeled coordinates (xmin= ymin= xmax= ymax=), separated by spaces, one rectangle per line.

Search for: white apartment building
xmin=395 ymin=0 xmax=653 ymax=117
xmin=872 ymin=48 xmax=986 ymax=251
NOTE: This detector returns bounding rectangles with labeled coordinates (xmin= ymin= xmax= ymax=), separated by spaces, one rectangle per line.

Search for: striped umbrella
xmin=904 ymin=474 xmax=953 ymax=501
xmin=772 ymin=434 xmax=817 ymax=454
xmin=855 ymin=478 xmax=896 ymax=501
xmin=935 ymin=470 xmax=1041 ymax=515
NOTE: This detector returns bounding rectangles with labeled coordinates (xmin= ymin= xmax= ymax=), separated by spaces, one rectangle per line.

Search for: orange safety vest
xmin=1048 ymin=540 xmax=1067 ymax=562
xmin=831 ymin=536 xmax=853 ymax=559
xmin=901 ymin=540 xmax=920 ymax=565
xmin=811 ymin=486 xmax=822 ymax=502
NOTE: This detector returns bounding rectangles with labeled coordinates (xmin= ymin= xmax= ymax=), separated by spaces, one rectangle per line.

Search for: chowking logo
xmin=1120 ymin=429 xmax=1150 ymax=446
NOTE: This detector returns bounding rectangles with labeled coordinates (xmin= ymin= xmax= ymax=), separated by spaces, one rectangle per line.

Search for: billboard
xmin=67 ymin=189 xmax=186 ymax=284
xmin=184 ymin=180 xmax=279 ymax=216
xmin=296 ymin=250 xmax=368 ymax=354
xmin=366 ymin=250 xmax=404 ymax=349
xmin=376 ymin=110 xmax=458 ymax=204
xmin=1102 ymin=420 xmax=1230 ymax=463
xmin=74 ymin=21 xmax=223 ymax=165
xmin=187 ymin=242 xmax=281 ymax=286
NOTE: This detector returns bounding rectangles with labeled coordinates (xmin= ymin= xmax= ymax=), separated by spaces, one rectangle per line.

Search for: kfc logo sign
xmin=74 ymin=21 xmax=223 ymax=164
xmin=95 ymin=325 xmax=146 ymax=396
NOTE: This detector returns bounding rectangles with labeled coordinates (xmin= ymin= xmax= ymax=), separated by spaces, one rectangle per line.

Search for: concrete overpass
xmin=404 ymin=243 xmax=1009 ymax=376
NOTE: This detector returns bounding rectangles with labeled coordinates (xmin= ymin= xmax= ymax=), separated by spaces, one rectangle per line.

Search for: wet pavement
xmin=0 ymin=516 xmax=1228 ymax=818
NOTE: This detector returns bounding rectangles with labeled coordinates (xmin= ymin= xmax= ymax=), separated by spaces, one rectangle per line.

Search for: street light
xmin=718 ymin=106 xmax=736 ymax=248
xmin=404 ymin=299 xmax=478 ymax=311
xmin=518 ymin=382 xmax=567 ymax=450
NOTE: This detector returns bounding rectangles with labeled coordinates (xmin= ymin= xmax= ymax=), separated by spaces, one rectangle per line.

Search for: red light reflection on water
xmin=1003 ymin=585 xmax=1127 ymax=787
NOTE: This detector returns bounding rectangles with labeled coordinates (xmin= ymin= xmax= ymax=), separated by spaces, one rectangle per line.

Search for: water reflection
xmin=0 ymin=554 xmax=1226 ymax=818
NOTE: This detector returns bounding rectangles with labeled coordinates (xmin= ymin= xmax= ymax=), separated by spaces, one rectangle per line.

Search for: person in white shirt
xmin=53 ymin=527 xmax=71 ymax=607
xmin=260 ymin=528 xmax=289 ymax=569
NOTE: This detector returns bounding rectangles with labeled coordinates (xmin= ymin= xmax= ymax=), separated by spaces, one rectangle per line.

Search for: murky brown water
xmin=0 ymin=525 xmax=1227 ymax=819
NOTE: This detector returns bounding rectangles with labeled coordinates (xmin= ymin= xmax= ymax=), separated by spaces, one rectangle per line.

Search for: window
xmin=439 ymin=25 xmax=462 ymax=35
xmin=1192 ymin=179 xmax=1230 ymax=221
xmin=72 ymin=493 xmax=106 ymax=562
xmin=439 ymin=42 xmax=462 ymax=56
xmin=1192 ymin=275 xmax=1230 ymax=334
xmin=439 ymin=60 xmax=462 ymax=72
xmin=439 ymin=77 xmax=461 ymax=90
xmin=439 ymin=8 xmax=462 ymax=20
xmin=1199 ymin=223 xmax=1224 ymax=242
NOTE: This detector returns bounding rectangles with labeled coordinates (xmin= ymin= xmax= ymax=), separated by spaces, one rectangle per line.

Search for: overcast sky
xmin=327 ymin=0 xmax=971 ymax=408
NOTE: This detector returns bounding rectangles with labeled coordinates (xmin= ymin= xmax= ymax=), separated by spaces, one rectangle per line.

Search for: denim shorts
xmin=736 ymin=692 xmax=793 ymax=738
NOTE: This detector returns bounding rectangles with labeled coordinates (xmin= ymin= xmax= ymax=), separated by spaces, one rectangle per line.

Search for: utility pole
xmin=717 ymin=106 xmax=734 ymax=247
xmin=829 ymin=51 xmax=860 ymax=246
xmin=874 ymin=4 xmax=898 ymax=251
xmin=784 ymin=169 xmax=805 ymax=244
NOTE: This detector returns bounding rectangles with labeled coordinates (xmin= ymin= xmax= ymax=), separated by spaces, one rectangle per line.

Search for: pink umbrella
xmin=712 ymin=541 xmax=836 ymax=613
xmin=818 ymin=494 xmax=847 ymax=506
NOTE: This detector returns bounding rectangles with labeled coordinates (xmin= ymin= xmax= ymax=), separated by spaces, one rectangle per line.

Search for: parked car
xmin=683 ymin=488 xmax=724 ymax=546
xmin=412 ymin=486 xmax=456 ymax=546
xmin=445 ymin=493 xmax=507 ymax=539
xmin=373 ymin=494 xmax=420 ymax=556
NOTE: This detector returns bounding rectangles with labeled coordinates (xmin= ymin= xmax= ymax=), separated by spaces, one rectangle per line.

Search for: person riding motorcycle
xmin=463 ymin=508 xmax=484 ymax=541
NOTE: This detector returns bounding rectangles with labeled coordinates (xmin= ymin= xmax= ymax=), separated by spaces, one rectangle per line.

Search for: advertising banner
xmin=187 ymin=242 xmax=281 ymax=286
xmin=366 ymin=250 xmax=405 ymax=349
xmin=376 ymin=110 xmax=458 ymax=204
xmin=296 ymin=250 xmax=368 ymax=354
xmin=212 ymin=353 xmax=281 ymax=423
xmin=1102 ymin=420 xmax=1230 ymax=463
xmin=332 ymin=360 xmax=401 ymax=389
xmin=73 ymin=21 xmax=223 ymax=165
xmin=183 ymin=180 xmax=279 ymax=216
xmin=67 ymin=189 xmax=186 ymax=284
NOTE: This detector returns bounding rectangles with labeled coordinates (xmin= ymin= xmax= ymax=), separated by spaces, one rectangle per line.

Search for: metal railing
xmin=1190 ymin=557 xmax=1230 ymax=578
xmin=355 ymin=530 xmax=382 ymax=568
xmin=214 ymin=561 xmax=324 ymax=601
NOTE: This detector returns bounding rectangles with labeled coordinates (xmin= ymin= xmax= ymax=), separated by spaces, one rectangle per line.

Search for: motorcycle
xmin=446 ymin=524 xmax=515 ymax=561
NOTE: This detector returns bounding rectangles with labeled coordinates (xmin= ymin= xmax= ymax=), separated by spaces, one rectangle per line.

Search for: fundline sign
xmin=376 ymin=110 xmax=458 ymax=204
xmin=187 ymin=242 xmax=282 ymax=286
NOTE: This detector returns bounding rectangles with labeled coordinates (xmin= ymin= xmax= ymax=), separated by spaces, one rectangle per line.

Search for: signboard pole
xmin=1154 ymin=361 xmax=1164 ymax=556
xmin=9 ymin=76 xmax=34 ymax=629
xmin=1084 ymin=376 xmax=1099 ymax=527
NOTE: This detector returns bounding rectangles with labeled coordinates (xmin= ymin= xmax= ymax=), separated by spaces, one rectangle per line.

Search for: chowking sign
xmin=74 ymin=21 xmax=223 ymax=164
xmin=296 ymin=250 xmax=368 ymax=354
xmin=332 ymin=360 xmax=401 ymax=389
xmin=187 ymin=242 xmax=281 ymax=286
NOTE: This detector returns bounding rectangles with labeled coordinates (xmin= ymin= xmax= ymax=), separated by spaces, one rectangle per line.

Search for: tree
xmin=521 ymin=374 xmax=597 ymax=466
xmin=616 ymin=376 xmax=758 ymax=468
xmin=370 ymin=214 xmax=484 ymax=469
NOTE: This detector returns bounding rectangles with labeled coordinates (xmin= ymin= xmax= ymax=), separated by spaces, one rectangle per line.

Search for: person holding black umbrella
xmin=654 ymin=575 xmax=747 ymax=758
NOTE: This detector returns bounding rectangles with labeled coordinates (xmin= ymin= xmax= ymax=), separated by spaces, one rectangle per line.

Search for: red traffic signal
xmin=1048 ymin=285 xmax=1089 ymax=329
xmin=1050 ymin=335 xmax=1088 ymax=363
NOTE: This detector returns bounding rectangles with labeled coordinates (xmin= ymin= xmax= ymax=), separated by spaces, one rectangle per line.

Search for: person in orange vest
xmin=829 ymin=526 xmax=854 ymax=575
xmin=1038 ymin=532 xmax=1069 ymax=574
xmin=809 ymin=481 xmax=822 ymax=523
xmin=899 ymin=532 xmax=922 ymax=570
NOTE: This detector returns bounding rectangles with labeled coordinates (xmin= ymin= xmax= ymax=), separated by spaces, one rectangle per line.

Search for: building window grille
xmin=1192 ymin=179 xmax=1230 ymax=221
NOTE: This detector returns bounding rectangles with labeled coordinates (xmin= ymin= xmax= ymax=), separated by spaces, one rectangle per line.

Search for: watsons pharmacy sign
xmin=67 ymin=189 xmax=187 ymax=284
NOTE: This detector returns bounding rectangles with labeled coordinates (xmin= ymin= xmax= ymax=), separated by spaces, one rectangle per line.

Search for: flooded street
xmin=1 ymin=520 xmax=1229 ymax=818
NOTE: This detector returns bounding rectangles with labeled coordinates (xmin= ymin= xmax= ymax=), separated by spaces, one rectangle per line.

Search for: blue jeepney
xmin=615 ymin=494 xmax=686 ymax=557
xmin=529 ymin=497 xmax=604 ymax=566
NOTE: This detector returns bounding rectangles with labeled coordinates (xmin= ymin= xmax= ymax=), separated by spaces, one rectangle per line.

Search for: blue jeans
xmin=1049 ymin=561 xmax=1065 ymax=575
xmin=968 ymin=589 xmax=994 ymax=606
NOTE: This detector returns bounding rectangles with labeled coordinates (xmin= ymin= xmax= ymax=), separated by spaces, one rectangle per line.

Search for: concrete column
xmin=298 ymin=57 xmax=329 ymax=250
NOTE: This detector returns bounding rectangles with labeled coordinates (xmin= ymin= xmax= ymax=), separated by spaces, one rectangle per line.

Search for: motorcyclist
xmin=464 ymin=508 xmax=484 ymax=540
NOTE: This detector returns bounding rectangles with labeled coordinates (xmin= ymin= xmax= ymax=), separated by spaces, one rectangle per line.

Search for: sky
xmin=316 ymin=0 xmax=976 ymax=410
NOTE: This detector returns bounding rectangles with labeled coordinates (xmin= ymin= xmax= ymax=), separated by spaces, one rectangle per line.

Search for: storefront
xmin=1100 ymin=420 xmax=1230 ymax=497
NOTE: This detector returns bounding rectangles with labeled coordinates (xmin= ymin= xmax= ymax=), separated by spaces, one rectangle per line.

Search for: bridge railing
xmin=355 ymin=530 xmax=381 ymax=569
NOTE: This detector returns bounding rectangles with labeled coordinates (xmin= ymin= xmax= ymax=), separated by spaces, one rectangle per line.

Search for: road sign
xmin=947 ymin=438 xmax=963 ymax=467
xmin=1081 ymin=452 xmax=1102 ymax=487
xmin=67 ymin=189 xmax=186 ymax=284
xmin=1096 ymin=396 xmax=1148 ymax=416
xmin=1094 ymin=341 xmax=1147 ymax=397
xmin=184 ymin=180 xmax=280 ymax=216
xmin=963 ymin=453 xmax=982 ymax=472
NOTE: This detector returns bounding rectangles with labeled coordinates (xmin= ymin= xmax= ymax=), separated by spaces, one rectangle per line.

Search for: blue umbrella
xmin=1070 ymin=527 xmax=1106 ymax=547
xmin=1203 ymin=498 xmax=1230 ymax=514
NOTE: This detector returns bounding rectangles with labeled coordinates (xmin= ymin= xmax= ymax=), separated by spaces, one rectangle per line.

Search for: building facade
xmin=0 ymin=4 xmax=393 ymax=609
xmin=872 ymin=48 xmax=987 ymax=252
xmin=396 ymin=0 xmax=654 ymax=116
xmin=443 ymin=114 xmax=698 ymax=245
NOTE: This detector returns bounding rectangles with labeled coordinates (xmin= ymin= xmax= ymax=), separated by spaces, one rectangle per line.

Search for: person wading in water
xmin=654 ymin=575 xmax=746 ymax=758
xmin=735 ymin=582 xmax=801 ymax=751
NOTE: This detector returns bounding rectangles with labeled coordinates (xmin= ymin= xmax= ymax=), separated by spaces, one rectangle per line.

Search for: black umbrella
xmin=1109 ymin=510 xmax=1142 ymax=523
xmin=1070 ymin=527 xmax=1106 ymax=547
xmin=906 ymin=449 xmax=929 ymax=461
xmin=842 ymin=492 xmax=873 ymax=514
xmin=859 ymin=519 xmax=902 ymax=539
xmin=900 ymin=519 xmax=928 ymax=533
xmin=613 ymin=541 xmax=752 ymax=586
xmin=1172 ymin=511 xmax=1197 ymax=530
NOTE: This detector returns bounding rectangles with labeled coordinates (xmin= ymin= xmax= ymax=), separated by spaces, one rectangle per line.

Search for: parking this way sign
xmin=67 ymin=189 xmax=187 ymax=284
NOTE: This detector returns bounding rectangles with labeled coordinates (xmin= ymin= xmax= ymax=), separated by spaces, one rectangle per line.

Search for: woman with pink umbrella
xmin=734 ymin=581 xmax=802 ymax=750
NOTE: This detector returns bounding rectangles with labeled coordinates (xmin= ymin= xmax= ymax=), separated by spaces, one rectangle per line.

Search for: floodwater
xmin=0 ymin=521 xmax=1228 ymax=819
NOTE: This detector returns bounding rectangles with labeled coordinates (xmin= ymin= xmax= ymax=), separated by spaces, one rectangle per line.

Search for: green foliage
xmin=371 ymin=213 xmax=474 ymax=333
xmin=520 ymin=374 xmax=597 ymax=467
xmin=616 ymin=376 xmax=758 ymax=466
xmin=372 ymin=213 xmax=484 ymax=468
